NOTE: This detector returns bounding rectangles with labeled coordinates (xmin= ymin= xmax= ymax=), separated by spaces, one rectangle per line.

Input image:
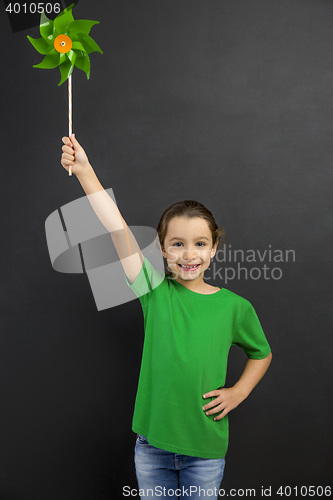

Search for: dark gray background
xmin=1 ymin=0 xmax=332 ymax=498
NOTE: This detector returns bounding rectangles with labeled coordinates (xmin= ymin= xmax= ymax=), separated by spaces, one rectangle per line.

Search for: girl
xmin=61 ymin=134 xmax=272 ymax=499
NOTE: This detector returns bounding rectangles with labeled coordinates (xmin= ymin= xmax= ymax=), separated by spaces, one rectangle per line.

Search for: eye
xmin=173 ymin=242 xmax=183 ymax=247
xmin=197 ymin=242 xmax=205 ymax=246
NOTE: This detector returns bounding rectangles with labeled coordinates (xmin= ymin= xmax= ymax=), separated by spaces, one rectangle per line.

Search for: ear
xmin=211 ymin=242 xmax=218 ymax=258
xmin=156 ymin=239 xmax=166 ymax=257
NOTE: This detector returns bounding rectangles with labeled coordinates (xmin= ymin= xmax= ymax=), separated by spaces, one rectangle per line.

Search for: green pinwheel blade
xmin=72 ymin=41 xmax=86 ymax=52
xmin=40 ymin=10 xmax=54 ymax=45
xmin=58 ymin=59 xmax=74 ymax=86
xmin=27 ymin=36 xmax=53 ymax=55
xmin=76 ymin=33 xmax=103 ymax=55
xmin=33 ymin=49 xmax=60 ymax=69
xmin=66 ymin=49 xmax=77 ymax=66
xmin=28 ymin=3 xmax=102 ymax=85
xmin=59 ymin=53 xmax=67 ymax=65
xmin=74 ymin=52 xmax=91 ymax=79
xmin=68 ymin=20 xmax=99 ymax=36
xmin=54 ymin=3 xmax=75 ymax=35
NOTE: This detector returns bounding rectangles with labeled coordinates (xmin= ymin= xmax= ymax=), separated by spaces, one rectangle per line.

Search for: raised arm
xmin=61 ymin=134 xmax=144 ymax=285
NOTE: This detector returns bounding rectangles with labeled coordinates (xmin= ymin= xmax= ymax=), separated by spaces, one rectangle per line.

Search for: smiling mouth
xmin=178 ymin=263 xmax=200 ymax=270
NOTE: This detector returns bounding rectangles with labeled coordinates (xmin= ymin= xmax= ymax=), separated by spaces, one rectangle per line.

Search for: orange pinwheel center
xmin=54 ymin=34 xmax=72 ymax=53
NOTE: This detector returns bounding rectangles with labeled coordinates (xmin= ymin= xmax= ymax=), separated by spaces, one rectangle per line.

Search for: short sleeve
xmin=232 ymin=301 xmax=271 ymax=359
xmin=124 ymin=256 xmax=165 ymax=309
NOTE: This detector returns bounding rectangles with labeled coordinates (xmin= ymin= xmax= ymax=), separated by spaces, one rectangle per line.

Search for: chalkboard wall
xmin=1 ymin=0 xmax=331 ymax=498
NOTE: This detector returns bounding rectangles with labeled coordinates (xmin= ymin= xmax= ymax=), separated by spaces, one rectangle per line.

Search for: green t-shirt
xmin=124 ymin=256 xmax=271 ymax=459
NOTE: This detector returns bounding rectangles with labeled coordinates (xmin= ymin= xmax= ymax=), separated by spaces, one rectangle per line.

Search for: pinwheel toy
xmin=27 ymin=3 xmax=103 ymax=176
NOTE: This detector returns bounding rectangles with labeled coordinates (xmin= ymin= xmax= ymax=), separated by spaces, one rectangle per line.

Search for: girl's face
xmin=162 ymin=216 xmax=217 ymax=284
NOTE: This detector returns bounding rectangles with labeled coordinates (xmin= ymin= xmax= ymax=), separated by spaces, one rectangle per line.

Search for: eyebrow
xmin=169 ymin=236 xmax=210 ymax=242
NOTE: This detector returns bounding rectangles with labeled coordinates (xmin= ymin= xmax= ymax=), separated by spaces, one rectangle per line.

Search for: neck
xmin=174 ymin=275 xmax=207 ymax=292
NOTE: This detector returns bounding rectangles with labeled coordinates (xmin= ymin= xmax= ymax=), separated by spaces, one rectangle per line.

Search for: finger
xmin=202 ymin=398 xmax=221 ymax=411
xmin=62 ymin=145 xmax=74 ymax=155
xmin=62 ymin=136 xmax=73 ymax=147
xmin=61 ymin=157 xmax=74 ymax=167
xmin=214 ymin=409 xmax=228 ymax=421
xmin=70 ymin=133 xmax=80 ymax=148
xmin=203 ymin=390 xmax=218 ymax=399
xmin=62 ymin=152 xmax=75 ymax=162
xmin=62 ymin=152 xmax=74 ymax=163
xmin=204 ymin=403 xmax=224 ymax=416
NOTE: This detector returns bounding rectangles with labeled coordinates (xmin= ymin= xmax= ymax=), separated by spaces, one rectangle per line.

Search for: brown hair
xmin=156 ymin=200 xmax=226 ymax=277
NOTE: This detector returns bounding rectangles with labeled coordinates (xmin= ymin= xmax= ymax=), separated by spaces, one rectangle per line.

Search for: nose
xmin=182 ymin=247 xmax=200 ymax=261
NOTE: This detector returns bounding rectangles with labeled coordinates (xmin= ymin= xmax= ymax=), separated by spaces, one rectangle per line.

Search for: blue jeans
xmin=134 ymin=434 xmax=226 ymax=499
